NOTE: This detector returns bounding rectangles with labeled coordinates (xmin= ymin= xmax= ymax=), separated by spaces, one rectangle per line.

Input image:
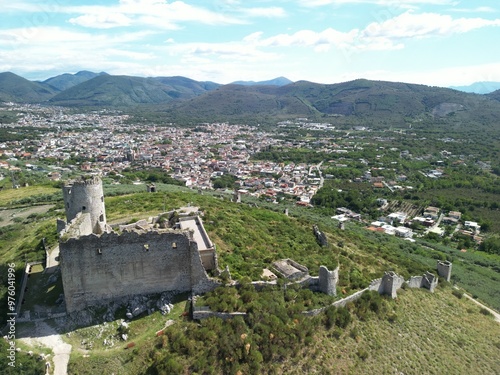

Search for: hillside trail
xmin=19 ymin=320 xmax=72 ymax=375
xmin=463 ymin=293 xmax=500 ymax=323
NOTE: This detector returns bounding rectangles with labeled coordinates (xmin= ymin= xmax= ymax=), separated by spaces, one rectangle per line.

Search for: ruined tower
xmin=379 ymin=271 xmax=405 ymax=299
xmin=437 ymin=260 xmax=452 ymax=282
xmin=62 ymin=175 xmax=107 ymax=234
xmin=318 ymin=265 xmax=339 ymax=296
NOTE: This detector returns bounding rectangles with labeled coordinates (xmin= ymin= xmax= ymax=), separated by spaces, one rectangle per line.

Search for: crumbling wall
xmin=407 ymin=272 xmax=438 ymax=292
xmin=378 ymin=271 xmax=405 ymax=298
xmin=60 ymin=229 xmax=213 ymax=313
xmin=59 ymin=212 xmax=93 ymax=238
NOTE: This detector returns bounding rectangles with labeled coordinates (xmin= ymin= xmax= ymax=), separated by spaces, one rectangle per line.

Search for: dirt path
xmin=463 ymin=293 xmax=500 ymax=323
xmin=19 ymin=321 xmax=72 ymax=375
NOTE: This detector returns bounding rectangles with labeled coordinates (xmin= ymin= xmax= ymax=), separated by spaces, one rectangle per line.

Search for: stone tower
xmin=318 ymin=265 xmax=339 ymax=296
xmin=437 ymin=260 xmax=452 ymax=282
xmin=62 ymin=175 xmax=106 ymax=234
xmin=379 ymin=271 xmax=405 ymax=299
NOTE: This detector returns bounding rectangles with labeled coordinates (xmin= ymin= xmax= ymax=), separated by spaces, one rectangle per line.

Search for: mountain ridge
xmin=2 ymin=72 xmax=500 ymax=128
xmin=449 ymin=81 xmax=500 ymax=94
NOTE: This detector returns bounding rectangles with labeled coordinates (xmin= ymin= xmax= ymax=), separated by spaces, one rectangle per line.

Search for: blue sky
xmin=1 ymin=0 xmax=499 ymax=86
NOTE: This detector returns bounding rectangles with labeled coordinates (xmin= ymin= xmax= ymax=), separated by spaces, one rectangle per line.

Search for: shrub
xmin=479 ymin=308 xmax=492 ymax=316
xmin=452 ymin=289 xmax=464 ymax=299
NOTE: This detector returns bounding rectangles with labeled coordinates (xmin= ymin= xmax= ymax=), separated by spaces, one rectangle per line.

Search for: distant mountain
xmin=42 ymin=71 xmax=108 ymax=91
xmin=0 ymin=72 xmax=57 ymax=103
xmin=231 ymin=77 xmax=293 ymax=86
xmin=151 ymin=76 xmax=220 ymax=96
xmin=48 ymin=75 xmax=219 ymax=106
xmin=3 ymin=72 xmax=500 ymax=129
xmin=449 ymin=81 xmax=500 ymax=94
xmin=169 ymin=78 xmax=500 ymax=124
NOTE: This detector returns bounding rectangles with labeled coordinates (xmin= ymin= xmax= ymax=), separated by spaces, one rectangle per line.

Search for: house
xmin=395 ymin=226 xmax=413 ymax=238
xmin=423 ymin=206 xmax=440 ymax=219
xmin=464 ymin=221 xmax=481 ymax=232
xmin=388 ymin=212 xmax=407 ymax=224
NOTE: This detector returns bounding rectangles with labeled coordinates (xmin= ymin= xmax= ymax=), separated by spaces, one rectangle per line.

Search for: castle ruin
xmin=437 ymin=260 xmax=452 ymax=282
xmin=58 ymin=176 xmax=218 ymax=313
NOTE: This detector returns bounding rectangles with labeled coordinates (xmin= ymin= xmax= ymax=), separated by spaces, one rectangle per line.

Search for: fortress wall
xmin=60 ymin=230 xmax=196 ymax=313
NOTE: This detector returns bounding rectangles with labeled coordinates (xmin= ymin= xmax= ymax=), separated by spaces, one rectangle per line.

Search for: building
xmin=58 ymin=176 xmax=219 ymax=313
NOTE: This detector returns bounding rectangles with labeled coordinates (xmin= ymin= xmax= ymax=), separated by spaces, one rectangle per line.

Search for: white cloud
xmin=449 ymin=7 xmax=496 ymax=13
xmin=363 ymin=11 xmax=500 ymax=39
xmin=2 ymin=1 xmax=285 ymax=30
xmin=299 ymin=0 xmax=457 ymax=7
xmin=246 ymin=11 xmax=500 ymax=52
xmin=69 ymin=13 xmax=132 ymax=29
xmin=241 ymin=7 xmax=287 ymax=18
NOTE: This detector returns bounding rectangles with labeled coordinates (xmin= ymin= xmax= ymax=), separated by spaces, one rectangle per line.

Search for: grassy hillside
xmin=63 ymin=285 xmax=500 ymax=375
xmin=3 ymin=184 xmax=500 ymax=374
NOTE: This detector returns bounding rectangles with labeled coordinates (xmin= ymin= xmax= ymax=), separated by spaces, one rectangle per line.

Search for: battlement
xmin=65 ymin=175 xmax=102 ymax=187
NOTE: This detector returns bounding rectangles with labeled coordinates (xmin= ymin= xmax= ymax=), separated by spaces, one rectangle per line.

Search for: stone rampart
xmin=313 ymin=225 xmax=328 ymax=246
xmin=60 ymin=229 xmax=214 ymax=313
xmin=192 ymin=305 xmax=247 ymax=320
xmin=407 ymin=272 xmax=438 ymax=292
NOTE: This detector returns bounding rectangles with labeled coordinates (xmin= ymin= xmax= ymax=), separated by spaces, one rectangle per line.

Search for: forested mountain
xmin=0 ymin=72 xmax=57 ymax=103
xmin=42 ymin=71 xmax=108 ymax=91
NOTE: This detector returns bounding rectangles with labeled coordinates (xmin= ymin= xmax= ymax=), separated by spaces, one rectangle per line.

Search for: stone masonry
xmin=62 ymin=175 xmax=107 ymax=234
xmin=59 ymin=176 xmax=219 ymax=313
xmin=318 ymin=265 xmax=339 ymax=296
xmin=437 ymin=260 xmax=452 ymax=282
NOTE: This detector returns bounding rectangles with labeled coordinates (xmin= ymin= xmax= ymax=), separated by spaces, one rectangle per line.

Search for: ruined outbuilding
xmin=58 ymin=176 xmax=218 ymax=313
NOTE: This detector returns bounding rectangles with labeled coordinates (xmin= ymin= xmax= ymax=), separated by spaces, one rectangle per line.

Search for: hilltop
xmin=42 ymin=71 xmax=108 ymax=91
xmin=1 ymin=185 xmax=499 ymax=374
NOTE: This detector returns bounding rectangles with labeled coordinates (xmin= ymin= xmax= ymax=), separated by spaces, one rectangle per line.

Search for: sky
xmin=1 ymin=0 xmax=499 ymax=87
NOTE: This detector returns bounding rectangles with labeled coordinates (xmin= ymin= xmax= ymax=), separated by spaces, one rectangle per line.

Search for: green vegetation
xmin=2 ymin=182 xmax=499 ymax=374
xmin=0 ymin=338 xmax=45 ymax=375
xmin=64 ymin=287 xmax=500 ymax=375
xmin=211 ymin=173 xmax=237 ymax=189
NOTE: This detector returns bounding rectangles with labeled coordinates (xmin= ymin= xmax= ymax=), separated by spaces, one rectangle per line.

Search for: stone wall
xmin=407 ymin=272 xmax=438 ymax=292
xmin=59 ymin=212 xmax=93 ymax=238
xmin=60 ymin=229 xmax=214 ymax=313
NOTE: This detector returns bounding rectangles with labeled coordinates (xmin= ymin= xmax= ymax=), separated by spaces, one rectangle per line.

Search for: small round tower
xmin=62 ymin=175 xmax=106 ymax=233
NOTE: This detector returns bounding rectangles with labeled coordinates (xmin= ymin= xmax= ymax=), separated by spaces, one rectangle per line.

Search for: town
xmin=1 ymin=103 xmax=492 ymax=248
